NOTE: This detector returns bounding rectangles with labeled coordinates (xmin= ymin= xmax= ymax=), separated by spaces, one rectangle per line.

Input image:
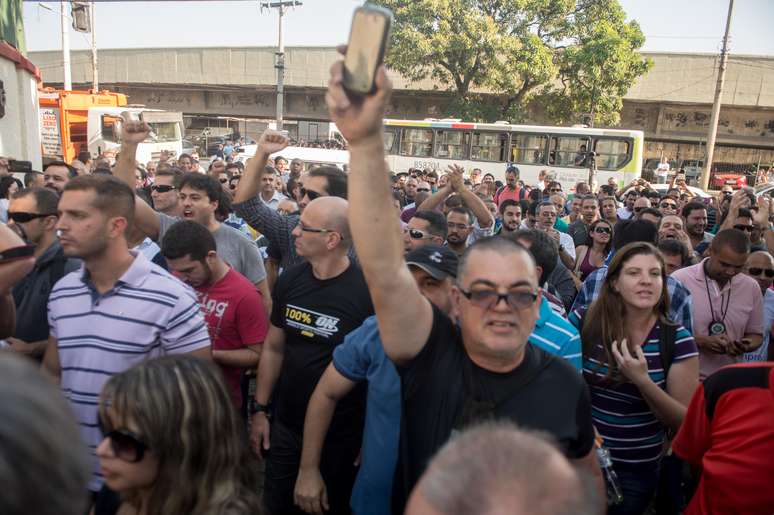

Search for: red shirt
xmin=495 ymin=186 xmax=523 ymax=206
xmin=672 ymin=363 xmax=774 ymax=515
xmin=196 ymin=268 xmax=268 ymax=407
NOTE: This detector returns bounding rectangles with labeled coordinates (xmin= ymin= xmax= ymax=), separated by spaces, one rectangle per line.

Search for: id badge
xmin=708 ymin=321 xmax=726 ymax=336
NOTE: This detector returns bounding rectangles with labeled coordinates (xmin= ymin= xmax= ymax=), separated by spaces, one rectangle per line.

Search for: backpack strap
xmin=659 ymin=323 xmax=677 ymax=380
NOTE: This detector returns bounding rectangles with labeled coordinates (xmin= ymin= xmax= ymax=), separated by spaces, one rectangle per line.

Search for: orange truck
xmin=38 ymin=88 xmax=183 ymax=165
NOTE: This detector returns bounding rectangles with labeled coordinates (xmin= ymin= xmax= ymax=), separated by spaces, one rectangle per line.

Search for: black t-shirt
xmin=271 ymin=260 xmax=374 ymax=439
xmin=394 ymin=305 xmax=595 ymax=509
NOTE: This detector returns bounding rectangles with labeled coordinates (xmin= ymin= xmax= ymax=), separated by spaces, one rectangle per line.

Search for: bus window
xmin=594 ymin=138 xmax=631 ymax=170
xmin=400 ymin=128 xmax=433 ymax=157
xmin=510 ymin=134 xmax=547 ymax=164
xmin=384 ymin=128 xmax=397 ymax=153
xmin=434 ymin=130 xmax=469 ymax=160
xmin=471 ymin=132 xmax=508 ymax=162
xmin=549 ymin=136 xmax=591 ymax=167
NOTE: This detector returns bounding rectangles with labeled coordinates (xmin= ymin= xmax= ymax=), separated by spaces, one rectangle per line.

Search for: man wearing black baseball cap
xmin=293 ymin=244 xmax=458 ymax=515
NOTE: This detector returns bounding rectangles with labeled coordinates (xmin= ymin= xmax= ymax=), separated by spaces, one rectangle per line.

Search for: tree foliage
xmin=373 ymin=0 xmax=652 ymax=126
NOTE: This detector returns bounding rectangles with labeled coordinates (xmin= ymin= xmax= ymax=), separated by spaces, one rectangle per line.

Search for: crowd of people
xmin=1 ymin=54 xmax=774 ymax=515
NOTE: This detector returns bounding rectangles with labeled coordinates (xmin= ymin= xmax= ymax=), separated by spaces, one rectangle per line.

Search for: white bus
xmin=382 ymin=119 xmax=644 ymax=190
xmin=235 ymin=145 xmax=348 ymax=172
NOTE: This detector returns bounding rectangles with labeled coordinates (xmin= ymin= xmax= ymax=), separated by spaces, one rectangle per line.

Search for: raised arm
xmin=417 ymin=182 xmax=453 ymax=212
xmin=114 ymin=115 xmax=162 ymax=240
xmin=449 ymin=165 xmax=494 ymax=228
xmin=232 ymin=132 xmax=296 ymax=253
xmin=326 ymin=57 xmax=433 ymax=364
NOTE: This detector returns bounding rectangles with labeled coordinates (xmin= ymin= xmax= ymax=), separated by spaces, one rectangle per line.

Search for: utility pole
xmin=261 ymin=1 xmax=302 ymax=131
xmin=61 ymin=0 xmax=72 ymax=90
xmin=700 ymin=0 xmax=735 ymax=191
xmin=90 ymin=1 xmax=98 ymax=91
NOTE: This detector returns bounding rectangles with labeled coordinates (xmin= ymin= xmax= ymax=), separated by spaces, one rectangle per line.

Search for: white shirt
xmin=744 ymin=288 xmax=774 ymax=362
xmin=261 ymin=190 xmax=288 ymax=211
xmin=617 ymin=206 xmax=634 ymax=220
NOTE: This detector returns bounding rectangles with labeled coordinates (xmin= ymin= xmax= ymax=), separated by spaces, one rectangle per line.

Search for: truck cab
xmin=88 ymin=107 xmax=183 ymax=164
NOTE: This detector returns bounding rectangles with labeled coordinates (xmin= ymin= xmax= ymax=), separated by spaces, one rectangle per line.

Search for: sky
xmin=22 ymin=0 xmax=774 ymax=56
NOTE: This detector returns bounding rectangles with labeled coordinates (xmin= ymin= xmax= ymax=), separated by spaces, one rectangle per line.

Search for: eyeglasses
xmin=733 ymin=224 xmax=753 ymax=232
xmin=297 ymin=221 xmax=337 ymax=235
xmin=98 ymin=418 xmax=148 ymax=463
xmin=549 ymin=188 xmax=562 ymax=193
xmin=748 ymin=267 xmax=774 ymax=278
xmin=416 ymin=188 xmax=431 ymax=193
xmin=219 ymin=178 xmax=229 ymax=183
xmin=300 ymin=188 xmax=322 ymax=201
xmin=593 ymin=226 xmax=612 ymax=235
xmin=458 ymin=288 xmax=538 ymax=311
xmin=151 ymin=185 xmax=176 ymax=193
xmin=404 ymin=227 xmax=433 ymax=240
xmin=8 ymin=211 xmax=57 ymax=223
xmin=659 ymin=202 xmax=677 ymax=209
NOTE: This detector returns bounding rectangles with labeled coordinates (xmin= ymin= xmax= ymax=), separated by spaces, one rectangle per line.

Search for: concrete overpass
xmin=29 ymin=46 xmax=774 ymax=165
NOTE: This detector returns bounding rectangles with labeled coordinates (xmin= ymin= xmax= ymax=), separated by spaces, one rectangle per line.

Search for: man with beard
xmin=682 ymin=201 xmax=713 ymax=256
xmin=43 ymin=161 xmax=74 ymax=195
xmin=495 ymin=199 xmax=522 ymax=236
xmin=494 ymin=166 xmax=525 ymax=206
xmin=162 ymin=221 xmax=268 ymax=408
xmin=43 ymin=175 xmax=211 ymax=493
xmin=567 ymin=196 xmax=598 ymax=248
xmin=598 ymin=196 xmax=618 ymax=226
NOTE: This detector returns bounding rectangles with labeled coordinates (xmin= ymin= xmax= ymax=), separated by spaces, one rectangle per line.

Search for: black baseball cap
xmin=405 ymin=244 xmax=459 ymax=280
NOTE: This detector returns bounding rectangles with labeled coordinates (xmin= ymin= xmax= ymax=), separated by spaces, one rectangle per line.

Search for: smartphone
xmin=343 ymin=6 xmax=393 ymax=95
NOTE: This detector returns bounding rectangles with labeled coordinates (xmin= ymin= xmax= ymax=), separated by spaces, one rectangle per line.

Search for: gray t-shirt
xmin=157 ymin=212 xmax=266 ymax=284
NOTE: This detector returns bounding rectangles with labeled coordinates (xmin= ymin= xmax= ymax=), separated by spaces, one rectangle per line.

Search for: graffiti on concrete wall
xmin=661 ymin=107 xmax=774 ymax=138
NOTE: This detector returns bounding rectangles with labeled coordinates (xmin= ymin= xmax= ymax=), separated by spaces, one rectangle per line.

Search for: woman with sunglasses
xmin=570 ymin=242 xmax=699 ymax=515
xmin=93 ymin=356 xmax=261 ymax=515
xmin=573 ymin=219 xmax=613 ymax=282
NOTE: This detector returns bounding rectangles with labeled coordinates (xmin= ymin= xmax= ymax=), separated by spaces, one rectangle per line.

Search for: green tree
xmin=374 ymin=0 xmax=652 ymax=126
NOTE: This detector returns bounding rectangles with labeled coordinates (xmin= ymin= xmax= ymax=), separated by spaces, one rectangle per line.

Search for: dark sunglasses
xmin=549 ymin=188 xmax=562 ymax=193
xmin=98 ymin=418 xmax=148 ymax=463
xmin=404 ymin=227 xmax=432 ymax=240
xmin=0 ymin=244 xmax=36 ymax=262
xmin=734 ymin=224 xmax=753 ymax=232
xmin=416 ymin=188 xmax=431 ymax=193
xmin=298 ymin=221 xmax=337 ymax=235
xmin=151 ymin=185 xmax=176 ymax=193
xmin=219 ymin=178 xmax=229 ymax=183
xmin=300 ymin=188 xmax=321 ymax=201
xmin=593 ymin=226 xmax=612 ymax=235
xmin=458 ymin=288 xmax=538 ymax=311
xmin=748 ymin=267 xmax=774 ymax=278
xmin=8 ymin=211 xmax=56 ymax=223
xmin=659 ymin=202 xmax=677 ymax=209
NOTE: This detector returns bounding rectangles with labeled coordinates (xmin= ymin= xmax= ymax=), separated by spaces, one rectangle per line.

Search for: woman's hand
xmin=611 ymin=339 xmax=651 ymax=387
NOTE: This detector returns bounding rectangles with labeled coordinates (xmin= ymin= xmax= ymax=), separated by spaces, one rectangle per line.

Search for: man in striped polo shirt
xmin=43 ymin=175 xmax=211 ymax=492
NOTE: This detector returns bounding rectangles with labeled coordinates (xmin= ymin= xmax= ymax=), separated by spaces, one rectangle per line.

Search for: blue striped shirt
xmin=529 ymin=296 xmax=582 ymax=370
xmin=48 ymin=252 xmax=211 ymax=491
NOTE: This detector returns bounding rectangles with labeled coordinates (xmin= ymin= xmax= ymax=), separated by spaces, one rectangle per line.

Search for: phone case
xmin=343 ymin=5 xmax=393 ymax=95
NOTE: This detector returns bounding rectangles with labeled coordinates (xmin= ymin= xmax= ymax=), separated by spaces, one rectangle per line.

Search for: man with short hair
xmin=43 ymin=175 xmax=211 ymax=492
xmin=150 ymin=167 xmax=183 ymax=217
xmin=567 ymin=195 xmax=597 ymax=247
xmin=548 ymin=193 xmax=570 ymax=232
xmin=294 ymin=245 xmax=458 ymax=515
xmin=260 ymin=166 xmax=288 ymax=210
xmin=445 ymin=207 xmax=476 ymax=256
xmin=658 ymin=196 xmax=679 ymax=216
xmin=400 ymin=180 xmax=432 ymax=223
xmin=6 ymin=188 xmax=80 ymax=358
xmin=658 ymin=238 xmax=691 ymax=275
xmin=496 ymin=199 xmax=522 ymax=236
xmin=672 ymin=229 xmax=763 ymax=379
xmin=114 ymin=119 xmax=271 ymax=313
xmin=599 ymin=196 xmax=618 ymax=226
xmin=406 ymin=422 xmax=596 ymax=515
xmin=494 ymin=166 xmax=525 ymax=206
xmin=536 ymin=202 xmax=575 ymax=269
xmin=177 ymin=153 xmax=195 ymax=172
xmin=327 ymin=61 xmax=600 ymax=513
xmin=658 ymin=215 xmax=695 ymax=254
xmin=632 ymin=196 xmax=652 ymax=219
xmin=250 ymin=197 xmax=375 ymax=515
xmin=24 ymin=171 xmax=45 ymax=188
xmin=43 ymin=161 xmax=73 ymax=194
xmin=741 ymin=251 xmax=774 ymax=361
xmin=617 ymin=190 xmax=638 ymax=220
xmin=470 ymin=167 xmax=483 ymax=185
xmin=404 ymin=176 xmax=419 ymax=205
xmin=162 ymin=221 xmax=268 ymax=408
xmin=682 ymin=202 xmax=712 ymax=255
xmin=232 ymin=130 xmax=350 ymax=268
xmin=638 ymin=207 xmax=663 ymax=227
xmin=404 ymin=210 xmax=447 ymax=254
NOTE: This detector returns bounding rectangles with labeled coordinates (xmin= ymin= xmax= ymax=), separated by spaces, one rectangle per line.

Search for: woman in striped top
xmin=570 ymin=242 xmax=699 ymax=515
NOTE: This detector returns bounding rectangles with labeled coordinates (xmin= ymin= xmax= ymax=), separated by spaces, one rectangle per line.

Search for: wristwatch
xmin=248 ymin=398 xmax=271 ymax=416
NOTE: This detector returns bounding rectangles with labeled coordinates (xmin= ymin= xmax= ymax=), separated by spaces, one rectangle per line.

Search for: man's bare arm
xmin=213 ymin=344 xmax=261 ymax=367
xmin=417 ymin=183 xmax=453 ymax=212
xmin=41 ymin=336 xmax=61 ymax=382
xmin=234 ymin=132 xmax=288 ymax=204
xmin=326 ymin=60 xmax=433 ymax=364
xmin=254 ymin=324 xmax=286 ymax=404
xmin=113 ymin=116 xmax=162 ymax=239
xmin=255 ymin=279 xmax=273 ymax=319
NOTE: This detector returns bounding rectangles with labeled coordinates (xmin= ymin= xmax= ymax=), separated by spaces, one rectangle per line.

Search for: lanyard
xmin=703 ymin=268 xmax=731 ymax=323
